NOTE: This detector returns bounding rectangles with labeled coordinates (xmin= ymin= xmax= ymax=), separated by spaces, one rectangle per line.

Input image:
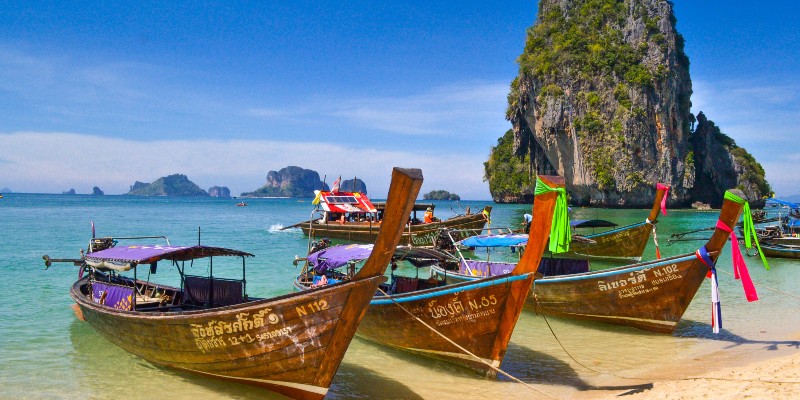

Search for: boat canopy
xmin=570 ymin=219 xmax=618 ymax=229
xmin=766 ymin=199 xmax=800 ymax=209
xmin=308 ymin=244 xmax=454 ymax=273
xmin=458 ymin=234 xmax=529 ymax=248
xmin=84 ymin=245 xmax=254 ymax=271
xmin=317 ymin=191 xmax=377 ymax=213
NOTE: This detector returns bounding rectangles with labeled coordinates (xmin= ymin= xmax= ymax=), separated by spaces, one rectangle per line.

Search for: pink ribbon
xmin=715 ymin=220 xmax=758 ymax=302
xmin=656 ymin=183 xmax=669 ymax=216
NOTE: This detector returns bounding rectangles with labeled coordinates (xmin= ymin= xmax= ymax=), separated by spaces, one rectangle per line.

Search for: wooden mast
xmin=647 ymin=183 xmax=670 ymax=223
xmin=353 ymin=167 xmax=423 ymax=280
xmin=514 ymin=175 xmax=562 ymax=276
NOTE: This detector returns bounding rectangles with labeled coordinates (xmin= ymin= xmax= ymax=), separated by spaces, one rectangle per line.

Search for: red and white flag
xmin=332 ymin=176 xmax=341 ymax=193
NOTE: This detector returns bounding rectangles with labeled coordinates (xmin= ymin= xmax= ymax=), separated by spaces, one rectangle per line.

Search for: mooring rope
xmin=375 ymin=287 xmax=556 ymax=399
xmin=717 ymin=268 xmax=800 ymax=301
xmin=532 ymin=293 xmax=800 ymax=386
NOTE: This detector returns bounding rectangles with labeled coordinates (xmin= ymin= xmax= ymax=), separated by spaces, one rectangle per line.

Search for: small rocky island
xmin=63 ymin=189 xmax=76 ymax=195
xmin=127 ymin=174 xmax=209 ymax=197
xmin=241 ymin=166 xmax=329 ymax=198
xmin=423 ymin=190 xmax=460 ymax=201
xmin=208 ymin=186 xmax=231 ymax=198
xmin=92 ymin=186 xmax=104 ymax=196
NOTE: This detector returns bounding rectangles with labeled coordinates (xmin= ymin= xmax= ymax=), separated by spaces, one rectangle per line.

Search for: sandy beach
xmin=571 ymin=347 xmax=800 ymax=399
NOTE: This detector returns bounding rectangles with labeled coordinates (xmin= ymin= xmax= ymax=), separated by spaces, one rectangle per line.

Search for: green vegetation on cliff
xmin=127 ymin=174 xmax=208 ymax=197
xmin=484 ymin=130 xmax=533 ymax=201
xmin=423 ymin=190 xmax=460 ymax=201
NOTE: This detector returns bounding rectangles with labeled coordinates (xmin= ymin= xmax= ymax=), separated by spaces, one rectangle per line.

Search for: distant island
xmin=423 ymin=190 xmax=460 ymax=201
xmin=92 ymin=186 xmax=104 ymax=196
xmin=63 ymin=188 xmax=76 ymax=195
xmin=208 ymin=186 xmax=231 ymax=198
xmin=339 ymin=178 xmax=367 ymax=195
xmin=241 ymin=166 xmax=329 ymax=198
xmin=0 ymin=187 xmax=11 ymax=193
xmin=127 ymin=174 xmax=209 ymax=197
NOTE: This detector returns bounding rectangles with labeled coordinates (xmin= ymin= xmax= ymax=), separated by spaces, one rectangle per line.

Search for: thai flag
xmin=710 ymin=267 xmax=721 ymax=333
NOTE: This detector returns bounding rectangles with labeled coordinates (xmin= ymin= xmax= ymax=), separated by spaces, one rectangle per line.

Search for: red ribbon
xmin=715 ymin=220 xmax=758 ymax=302
xmin=656 ymin=183 xmax=669 ymax=216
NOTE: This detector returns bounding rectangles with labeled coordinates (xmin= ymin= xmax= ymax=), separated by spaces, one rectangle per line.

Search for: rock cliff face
xmin=488 ymin=0 xmax=769 ymax=207
xmin=208 ymin=186 xmax=231 ymax=198
xmin=241 ymin=166 xmax=328 ymax=198
xmin=127 ymin=174 xmax=209 ymax=197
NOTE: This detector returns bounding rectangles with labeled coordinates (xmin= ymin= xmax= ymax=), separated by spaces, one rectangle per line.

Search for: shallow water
xmin=1 ymin=194 xmax=798 ymax=399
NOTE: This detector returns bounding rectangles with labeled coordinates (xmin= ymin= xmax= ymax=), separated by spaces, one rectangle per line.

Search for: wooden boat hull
xmin=758 ymin=243 xmax=800 ymax=259
xmin=322 ymin=273 xmax=535 ymax=377
xmin=300 ymin=212 xmax=489 ymax=246
xmin=528 ymin=254 xmax=709 ymax=333
xmin=556 ymin=221 xmax=653 ymax=261
xmin=432 ymin=253 xmax=709 ymax=334
xmin=72 ymin=274 xmax=384 ymax=400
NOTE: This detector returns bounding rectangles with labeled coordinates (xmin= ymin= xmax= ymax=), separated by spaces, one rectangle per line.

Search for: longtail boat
xmin=742 ymin=198 xmax=800 ymax=259
xmin=556 ymin=183 xmax=670 ymax=261
xmin=431 ymin=189 xmax=748 ymax=334
xmin=43 ymin=167 xmax=424 ymax=400
xmin=293 ymin=176 xmax=564 ymax=376
xmin=286 ymin=188 xmax=491 ymax=246
xmin=756 ymin=242 xmax=800 ymax=259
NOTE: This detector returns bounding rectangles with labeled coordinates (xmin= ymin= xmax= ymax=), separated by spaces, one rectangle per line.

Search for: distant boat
xmin=236 ymin=201 xmax=247 ymax=206
xmin=285 ymin=189 xmax=490 ymax=246
xmin=744 ymin=198 xmax=800 ymax=259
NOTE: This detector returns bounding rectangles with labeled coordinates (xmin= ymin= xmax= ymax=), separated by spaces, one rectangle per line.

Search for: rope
xmin=375 ymin=287 xmax=556 ymax=399
xmin=533 ymin=294 xmax=800 ymax=386
xmin=717 ymin=269 xmax=800 ymax=301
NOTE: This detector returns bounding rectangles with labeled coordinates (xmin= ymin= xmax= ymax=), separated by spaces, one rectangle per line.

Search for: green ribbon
xmin=535 ymin=177 xmax=571 ymax=254
xmin=724 ymin=191 xmax=770 ymax=270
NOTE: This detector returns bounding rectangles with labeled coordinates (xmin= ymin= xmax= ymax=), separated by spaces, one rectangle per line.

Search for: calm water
xmin=1 ymin=194 xmax=799 ymax=399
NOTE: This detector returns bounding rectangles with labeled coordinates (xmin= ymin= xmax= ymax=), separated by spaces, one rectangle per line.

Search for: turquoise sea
xmin=2 ymin=193 xmax=799 ymax=399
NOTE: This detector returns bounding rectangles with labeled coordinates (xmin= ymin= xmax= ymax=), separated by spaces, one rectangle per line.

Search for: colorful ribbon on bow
xmin=715 ymin=219 xmax=759 ymax=302
xmin=696 ymin=246 xmax=721 ymax=333
xmin=534 ymin=177 xmax=571 ymax=254
xmin=656 ymin=183 xmax=670 ymax=216
xmin=723 ymin=191 xmax=770 ymax=271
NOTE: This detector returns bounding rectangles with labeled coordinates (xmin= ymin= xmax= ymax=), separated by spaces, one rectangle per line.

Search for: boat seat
xmin=391 ymin=276 xmax=419 ymax=294
xmin=183 ymin=276 xmax=244 ymax=307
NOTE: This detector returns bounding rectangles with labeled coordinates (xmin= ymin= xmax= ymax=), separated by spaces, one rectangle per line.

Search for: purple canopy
xmin=308 ymin=244 xmax=374 ymax=273
xmin=84 ymin=245 xmax=253 ymax=271
xmin=307 ymin=244 xmax=454 ymax=273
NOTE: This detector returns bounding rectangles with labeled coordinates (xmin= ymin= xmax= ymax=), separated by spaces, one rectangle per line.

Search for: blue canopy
xmin=766 ymin=198 xmax=800 ymax=209
xmin=458 ymin=234 xmax=528 ymax=248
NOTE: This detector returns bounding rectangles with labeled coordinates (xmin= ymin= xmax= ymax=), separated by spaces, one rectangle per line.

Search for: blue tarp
xmin=458 ymin=234 xmax=528 ymax=248
xmin=766 ymin=199 xmax=800 ymax=209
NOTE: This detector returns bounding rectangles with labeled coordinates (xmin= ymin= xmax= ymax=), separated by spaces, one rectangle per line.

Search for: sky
xmin=1 ymin=1 xmax=798 ymax=200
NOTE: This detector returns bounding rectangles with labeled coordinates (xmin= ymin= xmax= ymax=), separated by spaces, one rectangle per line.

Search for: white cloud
xmin=0 ymin=131 xmax=492 ymax=199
